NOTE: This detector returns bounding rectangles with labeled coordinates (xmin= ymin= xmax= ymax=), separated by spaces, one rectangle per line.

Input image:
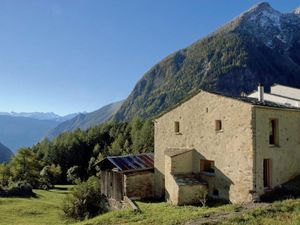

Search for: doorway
xmin=263 ymin=159 xmax=272 ymax=189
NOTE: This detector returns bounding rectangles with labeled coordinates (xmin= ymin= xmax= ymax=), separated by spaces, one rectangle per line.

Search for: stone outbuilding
xmin=154 ymin=89 xmax=300 ymax=205
xmin=99 ymin=153 xmax=154 ymax=201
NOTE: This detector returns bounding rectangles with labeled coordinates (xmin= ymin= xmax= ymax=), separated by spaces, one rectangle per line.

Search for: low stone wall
xmin=124 ymin=170 xmax=154 ymax=199
xmin=178 ymin=184 xmax=208 ymax=205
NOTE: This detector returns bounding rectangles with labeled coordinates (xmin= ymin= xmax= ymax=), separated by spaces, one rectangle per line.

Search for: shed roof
xmin=99 ymin=153 xmax=154 ymax=173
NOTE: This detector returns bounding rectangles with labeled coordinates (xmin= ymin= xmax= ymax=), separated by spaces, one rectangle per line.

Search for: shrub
xmin=63 ymin=176 xmax=108 ymax=220
xmin=0 ymin=181 xmax=33 ymax=197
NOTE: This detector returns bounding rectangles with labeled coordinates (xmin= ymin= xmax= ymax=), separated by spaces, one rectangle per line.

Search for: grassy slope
xmin=76 ymin=201 xmax=236 ymax=225
xmin=77 ymin=200 xmax=300 ymax=225
xmin=0 ymin=185 xmax=72 ymax=225
xmin=222 ymin=199 xmax=300 ymax=225
xmin=0 ymin=186 xmax=300 ymax=225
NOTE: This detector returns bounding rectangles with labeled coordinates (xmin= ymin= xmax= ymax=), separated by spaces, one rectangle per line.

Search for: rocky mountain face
xmin=114 ymin=2 xmax=300 ymax=121
xmin=47 ymin=100 xmax=124 ymax=139
xmin=0 ymin=142 xmax=13 ymax=163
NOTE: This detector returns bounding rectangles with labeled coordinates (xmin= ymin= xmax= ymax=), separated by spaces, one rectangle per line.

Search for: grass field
xmin=0 ymin=185 xmax=72 ymax=225
xmin=1 ymin=186 xmax=300 ymax=225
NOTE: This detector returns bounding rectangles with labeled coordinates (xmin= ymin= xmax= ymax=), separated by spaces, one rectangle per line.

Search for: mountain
xmin=0 ymin=115 xmax=59 ymax=152
xmin=114 ymin=2 xmax=300 ymax=121
xmin=0 ymin=112 xmax=79 ymax=122
xmin=0 ymin=142 xmax=13 ymax=163
xmin=47 ymin=100 xmax=124 ymax=139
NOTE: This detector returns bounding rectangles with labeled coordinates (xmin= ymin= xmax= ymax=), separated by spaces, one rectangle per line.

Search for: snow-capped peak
xmin=244 ymin=2 xmax=281 ymax=29
xmin=294 ymin=7 xmax=300 ymax=15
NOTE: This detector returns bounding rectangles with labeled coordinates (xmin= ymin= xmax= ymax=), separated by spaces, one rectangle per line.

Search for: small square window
xmin=215 ymin=120 xmax=222 ymax=131
xmin=174 ymin=121 xmax=180 ymax=133
xmin=200 ymin=159 xmax=215 ymax=174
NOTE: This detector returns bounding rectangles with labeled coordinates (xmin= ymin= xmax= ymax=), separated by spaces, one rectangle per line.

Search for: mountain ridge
xmin=0 ymin=115 xmax=59 ymax=152
xmin=0 ymin=112 xmax=79 ymax=122
xmin=113 ymin=2 xmax=300 ymax=121
xmin=0 ymin=142 xmax=13 ymax=163
xmin=47 ymin=100 xmax=124 ymax=139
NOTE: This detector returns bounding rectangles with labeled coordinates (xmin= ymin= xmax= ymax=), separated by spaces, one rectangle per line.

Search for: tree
xmin=67 ymin=166 xmax=80 ymax=184
xmin=40 ymin=164 xmax=62 ymax=188
xmin=0 ymin=164 xmax=11 ymax=186
xmin=9 ymin=148 xmax=42 ymax=187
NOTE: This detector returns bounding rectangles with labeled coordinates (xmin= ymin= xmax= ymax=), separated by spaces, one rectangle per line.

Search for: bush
xmin=0 ymin=181 xmax=33 ymax=197
xmin=63 ymin=176 xmax=108 ymax=220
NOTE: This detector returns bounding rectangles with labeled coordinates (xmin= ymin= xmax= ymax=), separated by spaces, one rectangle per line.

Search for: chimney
xmin=258 ymin=83 xmax=264 ymax=102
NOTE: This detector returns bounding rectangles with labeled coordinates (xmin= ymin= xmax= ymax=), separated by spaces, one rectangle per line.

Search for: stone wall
xmin=124 ymin=171 xmax=154 ymax=199
xmin=154 ymin=91 xmax=255 ymax=203
xmin=178 ymin=184 xmax=208 ymax=206
xmin=254 ymin=107 xmax=300 ymax=195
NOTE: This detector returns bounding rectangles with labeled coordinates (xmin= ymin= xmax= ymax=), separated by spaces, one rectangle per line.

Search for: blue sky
xmin=0 ymin=0 xmax=299 ymax=115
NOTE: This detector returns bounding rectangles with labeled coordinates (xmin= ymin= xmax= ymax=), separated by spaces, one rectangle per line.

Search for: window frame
xmin=200 ymin=159 xmax=215 ymax=175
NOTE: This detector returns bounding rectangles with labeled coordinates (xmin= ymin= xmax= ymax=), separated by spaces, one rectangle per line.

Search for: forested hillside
xmin=114 ymin=3 xmax=300 ymax=121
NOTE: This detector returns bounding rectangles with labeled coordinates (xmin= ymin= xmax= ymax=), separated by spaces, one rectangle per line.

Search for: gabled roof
xmin=155 ymin=89 xmax=300 ymax=119
xmin=99 ymin=153 xmax=154 ymax=173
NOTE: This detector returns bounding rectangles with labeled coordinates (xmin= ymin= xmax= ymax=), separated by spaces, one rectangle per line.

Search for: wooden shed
xmin=99 ymin=153 xmax=154 ymax=201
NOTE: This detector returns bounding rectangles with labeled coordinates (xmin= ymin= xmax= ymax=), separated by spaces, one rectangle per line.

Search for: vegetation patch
xmin=63 ymin=177 xmax=108 ymax=220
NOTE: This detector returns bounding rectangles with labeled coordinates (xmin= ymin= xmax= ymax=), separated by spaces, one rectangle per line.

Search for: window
xmin=269 ymin=119 xmax=279 ymax=145
xmin=174 ymin=121 xmax=180 ymax=133
xmin=200 ymin=159 xmax=215 ymax=174
xmin=215 ymin=120 xmax=222 ymax=131
xmin=213 ymin=189 xmax=219 ymax=196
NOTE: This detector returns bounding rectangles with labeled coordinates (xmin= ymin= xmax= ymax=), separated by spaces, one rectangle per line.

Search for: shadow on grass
xmin=135 ymin=196 xmax=229 ymax=207
xmin=260 ymin=175 xmax=300 ymax=203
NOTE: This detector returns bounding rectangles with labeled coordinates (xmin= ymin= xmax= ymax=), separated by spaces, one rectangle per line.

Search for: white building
xmin=248 ymin=84 xmax=300 ymax=108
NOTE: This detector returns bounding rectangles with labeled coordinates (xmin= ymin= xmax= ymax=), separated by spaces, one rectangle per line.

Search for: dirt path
xmin=185 ymin=203 xmax=270 ymax=225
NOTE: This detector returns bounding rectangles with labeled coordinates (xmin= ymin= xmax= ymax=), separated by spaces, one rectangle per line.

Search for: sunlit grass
xmin=0 ymin=185 xmax=73 ymax=225
xmin=1 ymin=185 xmax=300 ymax=225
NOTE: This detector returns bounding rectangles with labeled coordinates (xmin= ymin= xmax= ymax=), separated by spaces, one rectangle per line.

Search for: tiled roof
xmin=155 ymin=89 xmax=300 ymax=119
xmin=99 ymin=153 xmax=154 ymax=173
xmin=173 ymin=173 xmax=207 ymax=186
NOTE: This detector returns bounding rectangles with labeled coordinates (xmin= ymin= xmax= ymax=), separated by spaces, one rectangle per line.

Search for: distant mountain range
xmin=0 ymin=115 xmax=60 ymax=152
xmin=0 ymin=101 xmax=123 ymax=152
xmin=113 ymin=2 xmax=300 ymax=120
xmin=0 ymin=142 xmax=13 ymax=163
xmin=47 ymin=100 xmax=124 ymax=139
xmin=0 ymin=112 xmax=79 ymax=122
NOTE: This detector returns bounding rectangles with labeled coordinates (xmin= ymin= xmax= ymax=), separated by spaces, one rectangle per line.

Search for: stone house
xmin=249 ymin=84 xmax=300 ymax=107
xmin=154 ymin=89 xmax=300 ymax=205
xmin=99 ymin=153 xmax=154 ymax=201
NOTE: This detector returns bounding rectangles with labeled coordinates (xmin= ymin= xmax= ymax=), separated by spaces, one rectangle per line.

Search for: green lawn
xmin=0 ymin=185 xmax=72 ymax=225
xmin=76 ymin=201 xmax=236 ymax=225
xmin=1 ymin=186 xmax=300 ymax=225
xmin=77 ymin=199 xmax=300 ymax=225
